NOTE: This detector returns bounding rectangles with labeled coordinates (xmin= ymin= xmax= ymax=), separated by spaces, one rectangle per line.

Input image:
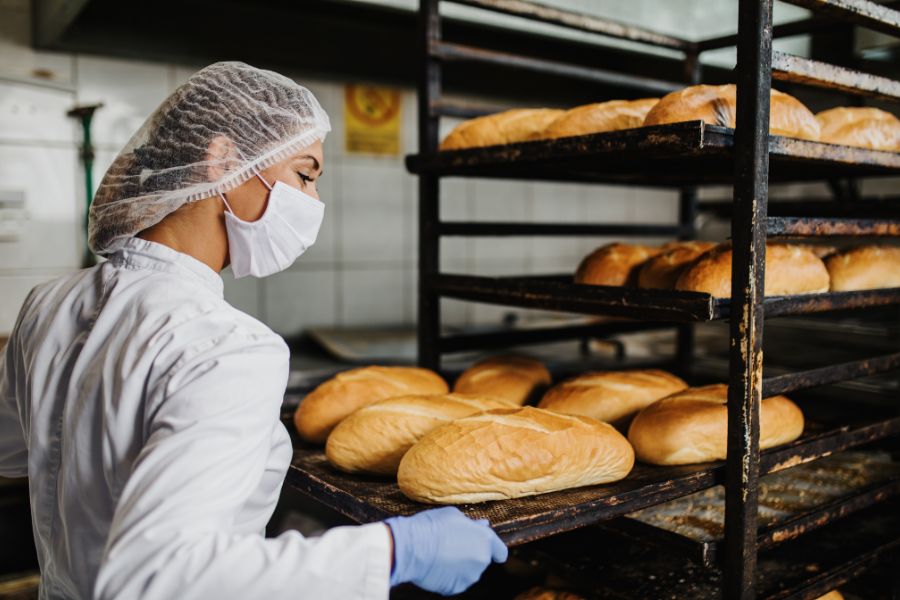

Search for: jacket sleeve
xmin=0 ymin=320 xmax=28 ymax=478
xmin=93 ymin=330 xmax=391 ymax=600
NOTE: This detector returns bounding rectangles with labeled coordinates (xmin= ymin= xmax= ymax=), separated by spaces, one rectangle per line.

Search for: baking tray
xmin=607 ymin=450 xmax=900 ymax=567
xmin=286 ymin=401 xmax=900 ymax=547
xmin=432 ymin=274 xmax=900 ymax=322
xmin=406 ymin=122 xmax=900 ymax=186
xmin=517 ymin=498 xmax=900 ymax=600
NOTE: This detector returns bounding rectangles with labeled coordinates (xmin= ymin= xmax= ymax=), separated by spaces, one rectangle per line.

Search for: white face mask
xmin=220 ymin=173 xmax=324 ymax=279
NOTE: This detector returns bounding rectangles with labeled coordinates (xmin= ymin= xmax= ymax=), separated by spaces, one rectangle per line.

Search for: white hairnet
xmin=89 ymin=61 xmax=331 ymax=255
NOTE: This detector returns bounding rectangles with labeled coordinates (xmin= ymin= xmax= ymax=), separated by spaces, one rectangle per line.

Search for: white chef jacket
xmin=0 ymin=237 xmax=391 ymax=600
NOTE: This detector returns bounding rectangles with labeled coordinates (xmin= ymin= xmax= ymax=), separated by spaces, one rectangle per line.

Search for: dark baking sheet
xmin=608 ymin=450 xmax=900 ymax=567
xmin=285 ymin=402 xmax=900 ymax=547
xmin=517 ymin=499 xmax=900 ymax=600
xmin=431 ymin=274 xmax=900 ymax=323
xmin=406 ymin=122 xmax=900 ymax=186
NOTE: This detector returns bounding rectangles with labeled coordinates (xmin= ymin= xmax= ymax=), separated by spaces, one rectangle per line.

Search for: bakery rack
xmin=286 ymin=1 xmax=900 ymax=599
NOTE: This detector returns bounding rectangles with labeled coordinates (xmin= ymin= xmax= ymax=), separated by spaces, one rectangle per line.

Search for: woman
xmin=0 ymin=62 xmax=506 ymax=599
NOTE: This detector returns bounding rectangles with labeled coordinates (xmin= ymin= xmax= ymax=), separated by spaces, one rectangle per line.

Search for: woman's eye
xmin=296 ymin=172 xmax=312 ymax=184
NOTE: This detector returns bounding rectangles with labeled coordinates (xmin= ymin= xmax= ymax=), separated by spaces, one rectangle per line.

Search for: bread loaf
xmin=540 ymin=98 xmax=659 ymax=139
xmin=538 ymin=369 xmax=687 ymax=429
xmin=627 ymin=384 xmax=804 ymax=465
xmin=325 ymin=393 xmax=514 ymax=475
xmin=398 ymin=406 xmax=635 ymax=503
xmin=825 ymin=245 xmax=900 ymax=291
xmin=294 ymin=366 xmax=448 ymax=443
xmin=675 ymin=243 xmax=830 ymax=297
xmin=575 ymin=243 xmax=661 ymax=286
xmin=440 ymin=109 xmax=565 ymax=150
xmin=637 ymin=241 xmax=717 ymax=289
xmin=816 ymin=107 xmax=900 ymax=151
xmin=453 ymin=355 xmax=551 ymax=405
xmin=814 ymin=592 xmax=843 ymax=600
xmin=643 ymin=84 xmax=820 ymax=141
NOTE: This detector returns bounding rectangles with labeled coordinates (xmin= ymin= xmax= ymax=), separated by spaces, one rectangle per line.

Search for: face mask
xmin=220 ymin=173 xmax=324 ymax=279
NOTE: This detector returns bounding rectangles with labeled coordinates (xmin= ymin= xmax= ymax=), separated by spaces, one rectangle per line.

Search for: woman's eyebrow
xmin=298 ymin=155 xmax=322 ymax=173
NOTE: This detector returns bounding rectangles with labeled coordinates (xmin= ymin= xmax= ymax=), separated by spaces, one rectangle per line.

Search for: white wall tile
xmin=630 ymin=187 xmax=679 ymax=224
xmin=263 ymin=269 xmax=339 ymax=335
xmin=75 ymin=55 xmax=170 ymax=148
xmin=340 ymin=267 xmax=407 ymax=326
xmin=0 ymin=145 xmax=81 ymax=270
xmin=0 ymin=81 xmax=77 ymax=144
xmin=471 ymin=179 xmax=529 ymax=268
xmin=221 ymin=269 xmax=263 ymax=321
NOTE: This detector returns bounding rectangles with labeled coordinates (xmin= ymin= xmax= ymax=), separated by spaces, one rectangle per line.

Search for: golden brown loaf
xmin=575 ymin=243 xmax=661 ymax=286
xmin=675 ymin=243 xmax=830 ymax=298
xmin=825 ymin=245 xmax=900 ymax=291
xmin=627 ymin=384 xmax=804 ymax=465
xmin=816 ymin=107 xmax=900 ymax=151
xmin=637 ymin=241 xmax=717 ymax=289
xmin=440 ymin=109 xmax=565 ymax=150
xmin=397 ymin=406 xmax=635 ymax=503
xmin=538 ymin=369 xmax=688 ymax=429
xmin=540 ymin=98 xmax=659 ymax=139
xmin=294 ymin=366 xmax=448 ymax=444
xmin=643 ymin=84 xmax=821 ymax=141
xmin=814 ymin=592 xmax=843 ymax=600
xmin=453 ymin=355 xmax=552 ymax=405
xmin=325 ymin=393 xmax=514 ymax=475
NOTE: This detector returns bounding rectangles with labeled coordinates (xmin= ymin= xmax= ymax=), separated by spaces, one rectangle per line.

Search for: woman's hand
xmin=385 ymin=506 xmax=508 ymax=596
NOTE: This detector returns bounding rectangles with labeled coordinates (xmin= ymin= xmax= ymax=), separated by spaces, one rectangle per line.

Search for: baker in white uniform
xmin=0 ymin=62 xmax=506 ymax=600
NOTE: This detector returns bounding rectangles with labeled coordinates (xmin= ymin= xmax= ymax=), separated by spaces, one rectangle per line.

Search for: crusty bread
xmin=627 ymin=384 xmax=804 ymax=465
xmin=637 ymin=241 xmax=717 ymax=289
xmin=814 ymin=591 xmax=843 ymax=600
xmin=825 ymin=245 xmax=900 ymax=291
xmin=816 ymin=107 xmax=900 ymax=151
xmin=575 ymin=243 xmax=661 ymax=287
xmin=540 ymin=98 xmax=659 ymax=139
xmin=294 ymin=366 xmax=448 ymax=444
xmin=538 ymin=369 xmax=688 ymax=429
xmin=514 ymin=588 xmax=587 ymax=600
xmin=325 ymin=393 xmax=514 ymax=475
xmin=440 ymin=109 xmax=565 ymax=150
xmin=675 ymin=243 xmax=830 ymax=298
xmin=398 ymin=406 xmax=635 ymax=503
xmin=453 ymin=355 xmax=551 ymax=406
xmin=643 ymin=84 xmax=820 ymax=141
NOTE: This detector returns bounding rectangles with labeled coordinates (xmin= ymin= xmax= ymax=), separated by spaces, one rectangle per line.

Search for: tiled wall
xmin=4 ymin=0 xmax=893 ymax=339
xmin=0 ymin=0 xmax=682 ymax=337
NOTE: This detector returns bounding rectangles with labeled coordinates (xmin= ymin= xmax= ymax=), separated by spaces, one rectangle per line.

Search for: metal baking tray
xmin=608 ymin=450 xmax=900 ymax=567
xmin=285 ymin=398 xmax=900 ymax=547
xmin=406 ymin=122 xmax=900 ymax=186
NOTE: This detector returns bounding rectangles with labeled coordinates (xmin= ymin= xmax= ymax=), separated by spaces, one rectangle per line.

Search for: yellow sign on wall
xmin=344 ymin=84 xmax=402 ymax=156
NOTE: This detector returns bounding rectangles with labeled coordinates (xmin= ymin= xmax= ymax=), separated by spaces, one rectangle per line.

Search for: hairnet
xmin=88 ymin=61 xmax=331 ymax=255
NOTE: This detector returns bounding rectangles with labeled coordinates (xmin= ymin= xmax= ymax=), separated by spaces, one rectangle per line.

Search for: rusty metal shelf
xmin=405 ymin=122 xmax=900 ymax=186
xmin=430 ymin=273 xmax=900 ymax=322
xmin=778 ymin=0 xmax=900 ymax=37
xmin=285 ymin=408 xmax=900 ymax=547
xmin=604 ymin=451 xmax=900 ymax=568
xmin=519 ymin=498 xmax=900 ymax=600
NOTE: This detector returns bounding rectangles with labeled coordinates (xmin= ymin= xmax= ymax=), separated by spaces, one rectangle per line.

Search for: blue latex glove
xmin=385 ymin=506 xmax=508 ymax=596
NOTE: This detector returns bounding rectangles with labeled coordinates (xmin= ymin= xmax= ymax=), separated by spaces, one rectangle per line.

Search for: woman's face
xmin=222 ymin=140 xmax=325 ymax=222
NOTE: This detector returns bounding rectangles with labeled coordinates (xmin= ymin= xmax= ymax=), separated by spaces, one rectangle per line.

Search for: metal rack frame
xmin=409 ymin=1 xmax=900 ymax=599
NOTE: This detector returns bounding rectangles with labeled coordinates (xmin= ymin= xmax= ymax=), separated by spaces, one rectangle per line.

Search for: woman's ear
xmin=206 ymin=135 xmax=238 ymax=182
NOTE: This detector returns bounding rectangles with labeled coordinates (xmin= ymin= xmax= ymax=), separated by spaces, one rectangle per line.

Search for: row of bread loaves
xmin=440 ymin=84 xmax=900 ymax=151
xmin=575 ymin=242 xmax=900 ymax=297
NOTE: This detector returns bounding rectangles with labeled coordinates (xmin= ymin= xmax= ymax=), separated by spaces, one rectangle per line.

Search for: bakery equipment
xmin=287 ymin=1 xmax=900 ymax=598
